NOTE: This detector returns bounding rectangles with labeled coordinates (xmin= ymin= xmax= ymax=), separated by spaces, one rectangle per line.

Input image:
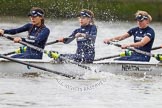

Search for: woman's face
xmin=137 ymin=19 xmax=149 ymax=28
xmin=78 ymin=16 xmax=91 ymax=26
xmin=30 ymin=16 xmax=42 ymax=26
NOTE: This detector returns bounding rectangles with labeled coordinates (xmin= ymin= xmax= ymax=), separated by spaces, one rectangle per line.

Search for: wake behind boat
xmin=0 ymin=57 xmax=162 ymax=78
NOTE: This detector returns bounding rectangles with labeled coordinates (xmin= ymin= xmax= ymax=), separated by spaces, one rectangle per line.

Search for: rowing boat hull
xmin=0 ymin=58 xmax=162 ymax=77
xmin=93 ymin=60 xmax=162 ymax=76
xmin=0 ymin=58 xmax=87 ymax=77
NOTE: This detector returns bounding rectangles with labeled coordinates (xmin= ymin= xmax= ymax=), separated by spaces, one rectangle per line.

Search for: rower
xmin=48 ymin=9 xmax=97 ymax=63
xmin=0 ymin=7 xmax=50 ymax=59
xmin=104 ymin=10 xmax=155 ymax=62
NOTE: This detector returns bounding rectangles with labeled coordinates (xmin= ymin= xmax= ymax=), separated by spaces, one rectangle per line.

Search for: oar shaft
xmin=3 ymin=39 xmax=59 ymax=56
xmin=4 ymin=35 xmax=46 ymax=53
xmin=94 ymin=54 xmax=120 ymax=61
xmin=127 ymin=47 xmax=154 ymax=57
xmin=3 ymin=37 xmax=72 ymax=56
xmin=46 ymin=37 xmax=70 ymax=46
xmin=151 ymin=46 xmax=162 ymax=50
xmin=110 ymin=42 xmax=154 ymax=57
xmin=46 ymin=40 xmax=59 ymax=45
xmin=3 ymin=51 xmax=15 ymax=56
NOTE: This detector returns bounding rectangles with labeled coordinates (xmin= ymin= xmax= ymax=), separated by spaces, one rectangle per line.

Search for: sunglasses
xmin=135 ymin=14 xmax=148 ymax=22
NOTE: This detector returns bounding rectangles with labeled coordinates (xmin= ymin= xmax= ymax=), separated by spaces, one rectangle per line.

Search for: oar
xmin=94 ymin=54 xmax=120 ymax=61
xmin=94 ymin=46 xmax=161 ymax=61
xmin=151 ymin=46 xmax=162 ymax=51
xmin=95 ymin=42 xmax=162 ymax=62
xmin=3 ymin=51 xmax=15 ymax=56
xmin=2 ymin=35 xmax=95 ymax=72
xmin=0 ymin=54 xmax=77 ymax=79
xmin=3 ymin=37 xmax=71 ymax=56
xmin=2 ymin=40 xmax=59 ymax=56
xmin=94 ymin=49 xmax=133 ymax=61
xmin=109 ymin=41 xmax=157 ymax=58
xmin=45 ymin=37 xmax=70 ymax=45
xmin=45 ymin=40 xmax=59 ymax=45
xmin=109 ymin=42 xmax=149 ymax=55
xmin=3 ymin=40 xmax=59 ymax=56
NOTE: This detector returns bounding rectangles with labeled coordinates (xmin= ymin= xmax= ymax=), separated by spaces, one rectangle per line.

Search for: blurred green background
xmin=0 ymin=0 xmax=162 ymax=21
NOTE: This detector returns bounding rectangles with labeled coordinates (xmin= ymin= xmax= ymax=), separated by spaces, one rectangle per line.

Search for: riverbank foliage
xmin=0 ymin=0 xmax=162 ymax=21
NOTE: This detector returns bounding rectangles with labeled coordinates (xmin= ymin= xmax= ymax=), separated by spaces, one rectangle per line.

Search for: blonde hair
xmin=81 ymin=9 xmax=95 ymax=25
xmin=135 ymin=10 xmax=152 ymax=22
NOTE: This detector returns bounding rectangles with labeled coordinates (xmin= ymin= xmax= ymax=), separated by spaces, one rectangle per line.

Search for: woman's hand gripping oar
xmin=3 ymin=35 xmax=99 ymax=73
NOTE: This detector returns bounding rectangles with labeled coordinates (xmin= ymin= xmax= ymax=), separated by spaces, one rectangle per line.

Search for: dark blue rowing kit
xmin=116 ymin=26 xmax=155 ymax=62
xmin=4 ymin=23 xmax=50 ymax=59
xmin=61 ymin=24 xmax=97 ymax=63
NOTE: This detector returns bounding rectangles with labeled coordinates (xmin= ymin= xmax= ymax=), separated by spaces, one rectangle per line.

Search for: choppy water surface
xmin=0 ymin=17 xmax=162 ymax=108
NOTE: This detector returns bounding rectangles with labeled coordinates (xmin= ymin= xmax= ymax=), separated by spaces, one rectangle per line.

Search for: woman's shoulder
xmin=128 ymin=26 xmax=139 ymax=32
xmin=147 ymin=26 xmax=155 ymax=31
xmin=41 ymin=25 xmax=50 ymax=34
xmin=24 ymin=23 xmax=32 ymax=26
xmin=90 ymin=25 xmax=97 ymax=32
xmin=131 ymin=26 xmax=139 ymax=30
xmin=90 ymin=24 xmax=97 ymax=28
xmin=146 ymin=26 xmax=155 ymax=36
xmin=86 ymin=24 xmax=97 ymax=31
xmin=17 ymin=23 xmax=32 ymax=29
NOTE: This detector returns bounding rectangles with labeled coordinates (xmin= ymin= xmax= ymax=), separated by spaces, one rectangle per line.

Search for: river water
xmin=0 ymin=17 xmax=162 ymax=108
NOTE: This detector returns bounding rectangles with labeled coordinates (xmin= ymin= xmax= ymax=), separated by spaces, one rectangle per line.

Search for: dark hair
xmin=30 ymin=7 xmax=45 ymax=16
